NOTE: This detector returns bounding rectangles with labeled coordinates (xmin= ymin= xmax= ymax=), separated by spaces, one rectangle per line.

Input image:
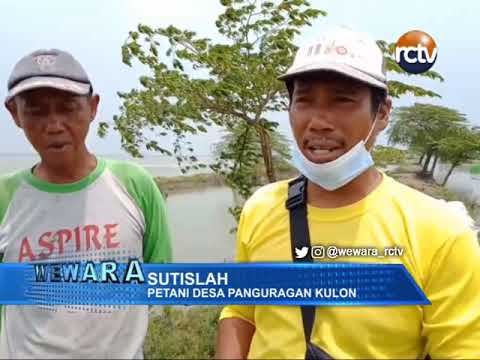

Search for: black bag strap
xmin=286 ymin=176 xmax=430 ymax=360
xmin=286 ymin=175 xmax=315 ymax=344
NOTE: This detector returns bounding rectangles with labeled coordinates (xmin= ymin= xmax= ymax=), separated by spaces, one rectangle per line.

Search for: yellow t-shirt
xmin=220 ymin=174 xmax=480 ymax=359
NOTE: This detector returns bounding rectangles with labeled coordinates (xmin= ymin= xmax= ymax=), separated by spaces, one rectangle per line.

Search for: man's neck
xmin=34 ymin=151 xmax=97 ymax=184
xmin=307 ymin=167 xmax=383 ymax=208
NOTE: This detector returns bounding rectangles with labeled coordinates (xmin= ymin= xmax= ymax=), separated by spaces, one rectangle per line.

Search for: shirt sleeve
xmin=0 ymin=171 xmax=24 ymax=335
xmin=0 ymin=173 xmax=22 ymax=259
xmin=220 ymin=208 xmax=255 ymax=326
xmin=106 ymin=160 xmax=172 ymax=264
xmin=142 ymin=175 xmax=172 ymax=264
xmin=422 ymin=229 xmax=480 ymax=358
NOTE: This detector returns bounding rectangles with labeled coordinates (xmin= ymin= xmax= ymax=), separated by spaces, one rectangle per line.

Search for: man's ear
xmin=366 ymin=97 xmax=392 ymax=150
xmin=5 ymin=99 xmax=22 ymax=128
xmin=375 ymin=96 xmax=392 ymax=132
xmin=88 ymin=94 xmax=100 ymax=123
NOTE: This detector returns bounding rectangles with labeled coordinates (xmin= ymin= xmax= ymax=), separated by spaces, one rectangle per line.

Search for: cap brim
xmin=6 ymin=76 xmax=91 ymax=102
xmin=278 ymin=62 xmax=387 ymax=90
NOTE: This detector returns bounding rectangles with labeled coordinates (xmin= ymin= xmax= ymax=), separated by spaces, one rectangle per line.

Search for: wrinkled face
xmin=6 ymin=88 xmax=99 ymax=167
xmin=289 ymin=72 xmax=389 ymax=164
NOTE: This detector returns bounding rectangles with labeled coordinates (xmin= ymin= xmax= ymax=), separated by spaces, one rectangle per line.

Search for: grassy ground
xmin=144 ymin=306 xmax=221 ymax=359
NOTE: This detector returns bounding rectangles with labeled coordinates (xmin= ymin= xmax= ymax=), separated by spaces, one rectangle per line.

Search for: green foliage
xmin=372 ymin=145 xmax=406 ymax=167
xmin=108 ymin=0 xmax=444 ymax=224
xmin=97 ymin=121 xmax=110 ymax=138
xmin=228 ymin=205 xmax=243 ymax=227
xmin=471 ymin=164 xmax=480 ymax=175
xmin=144 ymin=306 xmax=221 ymax=359
xmin=388 ymin=103 xmax=480 ymax=184
xmin=437 ymin=126 xmax=480 ymax=165
xmin=108 ymin=0 xmax=325 ymax=207
xmin=388 ymin=103 xmax=469 ymax=176
xmin=211 ymin=121 xmax=264 ymax=200
xmin=436 ymin=126 xmax=480 ymax=185
xmin=212 ymin=121 xmax=292 ymax=199
xmin=388 ymin=103 xmax=467 ymax=151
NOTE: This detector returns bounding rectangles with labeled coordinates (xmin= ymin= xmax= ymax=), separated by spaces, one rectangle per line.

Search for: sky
xmin=0 ymin=0 xmax=478 ymax=156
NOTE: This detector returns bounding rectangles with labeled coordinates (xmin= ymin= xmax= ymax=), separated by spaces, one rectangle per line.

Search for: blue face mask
xmin=291 ymin=120 xmax=377 ymax=191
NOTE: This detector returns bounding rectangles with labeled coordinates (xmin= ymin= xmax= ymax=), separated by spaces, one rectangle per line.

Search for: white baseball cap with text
xmin=279 ymin=26 xmax=387 ymax=90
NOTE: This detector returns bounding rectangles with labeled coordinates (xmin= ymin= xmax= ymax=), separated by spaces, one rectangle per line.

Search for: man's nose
xmin=306 ymin=106 xmax=335 ymax=134
xmin=44 ymin=113 xmax=66 ymax=133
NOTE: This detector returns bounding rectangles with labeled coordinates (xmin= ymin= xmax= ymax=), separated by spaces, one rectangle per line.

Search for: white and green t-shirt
xmin=0 ymin=157 xmax=172 ymax=359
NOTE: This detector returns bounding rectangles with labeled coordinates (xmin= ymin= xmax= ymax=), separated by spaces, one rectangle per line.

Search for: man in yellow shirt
xmin=215 ymin=27 xmax=480 ymax=359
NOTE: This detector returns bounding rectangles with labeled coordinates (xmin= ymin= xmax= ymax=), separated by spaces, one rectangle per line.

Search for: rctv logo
xmin=395 ymin=30 xmax=437 ymax=74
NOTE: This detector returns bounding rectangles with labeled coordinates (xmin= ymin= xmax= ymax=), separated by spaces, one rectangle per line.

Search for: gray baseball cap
xmin=5 ymin=49 xmax=92 ymax=102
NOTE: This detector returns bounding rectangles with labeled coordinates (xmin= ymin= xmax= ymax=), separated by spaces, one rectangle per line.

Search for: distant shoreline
xmin=155 ymin=170 xmax=298 ymax=196
xmin=154 ymin=163 xmax=479 ymax=223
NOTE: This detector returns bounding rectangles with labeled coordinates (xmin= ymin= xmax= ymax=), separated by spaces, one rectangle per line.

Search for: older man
xmin=0 ymin=49 xmax=172 ymax=358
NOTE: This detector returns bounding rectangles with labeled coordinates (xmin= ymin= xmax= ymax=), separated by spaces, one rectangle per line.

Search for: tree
xmin=437 ymin=126 xmax=480 ymax=185
xmin=101 ymin=0 xmax=444 ymax=222
xmin=101 ymin=0 xmax=325 ymax=204
xmin=388 ymin=103 xmax=467 ymax=178
xmin=213 ymin=121 xmax=293 ymax=189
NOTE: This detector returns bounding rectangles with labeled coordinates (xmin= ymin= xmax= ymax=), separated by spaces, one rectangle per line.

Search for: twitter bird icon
xmin=295 ymin=246 xmax=309 ymax=259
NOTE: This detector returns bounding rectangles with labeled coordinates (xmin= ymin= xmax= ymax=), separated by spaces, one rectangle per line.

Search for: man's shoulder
xmin=0 ymin=170 xmax=25 ymax=197
xmin=242 ymin=178 xmax=291 ymax=218
xmin=104 ymin=158 xmax=151 ymax=178
xmin=0 ymin=170 xmax=26 ymax=219
xmin=103 ymin=158 xmax=155 ymax=188
xmin=102 ymin=158 xmax=165 ymax=213
xmin=385 ymin=175 xmax=474 ymax=233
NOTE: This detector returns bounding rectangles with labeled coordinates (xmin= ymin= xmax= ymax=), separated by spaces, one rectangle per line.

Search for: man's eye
xmin=26 ymin=108 xmax=44 ymax=116
xmin=295 ymin=96 xmax=310 ymax=103
xmin=335 ymin=96 xmax=354 ymax=102
xmin=62 ymin=103 xmax=76 ymax=112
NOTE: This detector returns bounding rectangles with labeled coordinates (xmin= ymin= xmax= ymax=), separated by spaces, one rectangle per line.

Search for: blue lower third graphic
xmin=0 ymin=261 xmax=430 ymax=306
